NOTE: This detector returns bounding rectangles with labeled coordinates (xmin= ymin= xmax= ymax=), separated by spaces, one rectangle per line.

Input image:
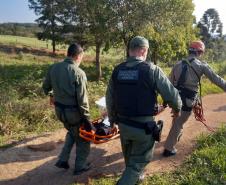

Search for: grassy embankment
xmin=0 ymin=35 xmax=225 ymax=147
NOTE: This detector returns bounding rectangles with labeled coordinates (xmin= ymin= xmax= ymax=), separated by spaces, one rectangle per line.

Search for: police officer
xmin=163 ymin=40 xmax=226 ymax=157
xmin=42 ymin=43 xmax=92 ymax=175
xmin=106 ymin=36 xmax=182 ymax=185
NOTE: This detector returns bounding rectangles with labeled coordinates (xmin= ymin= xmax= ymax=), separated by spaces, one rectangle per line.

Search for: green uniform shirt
xmin=106 ymin=57 xmax=182 ymax=123
xmin=42 ymin=57 xmax=90 ymax=119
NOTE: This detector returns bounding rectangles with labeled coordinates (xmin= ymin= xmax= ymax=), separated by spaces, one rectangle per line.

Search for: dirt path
xmin=0 ymin=93 xmax=225 ymax=185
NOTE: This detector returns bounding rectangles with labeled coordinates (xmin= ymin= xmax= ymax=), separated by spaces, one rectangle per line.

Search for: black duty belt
xmin=54 ymin=101 xmax=77 ymax=109
xmin=117 ymin=117 xmax=164 ymax=142
xmin=117 ymin=117 xmax=152 ymax=130
xmin=117 ymin=117 xmax=156 ymax=135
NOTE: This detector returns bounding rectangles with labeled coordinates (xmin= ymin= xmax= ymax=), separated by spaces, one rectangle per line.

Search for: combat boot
xmin=55 ymin=160 xmax=70 ymax=169
xmin=162 ymin=149 xmax=177 ymax=157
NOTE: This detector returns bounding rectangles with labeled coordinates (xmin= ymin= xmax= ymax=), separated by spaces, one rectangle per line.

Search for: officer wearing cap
xmin=42 ymin=43 xmax=92 ymax=175
xmin=106 ymin=36 xmax=182 ymax=185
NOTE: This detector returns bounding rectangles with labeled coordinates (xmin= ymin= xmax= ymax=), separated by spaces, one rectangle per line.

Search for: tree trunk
xmin=151 ymin=49 xmax=157 ymax=65
xmin=51 ymin=15 xmax=56 ymax=55
xmin=52 ymin=38 xmax=56 ymax=55
xmin=95 ymin=42 xmax=102 ymax=80
xmin=123 ymin=37 xmax=130 ymax=58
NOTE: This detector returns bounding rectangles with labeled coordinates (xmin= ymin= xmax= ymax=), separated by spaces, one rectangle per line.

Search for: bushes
xmin=0 ymin=84 xmax=61 ymax=143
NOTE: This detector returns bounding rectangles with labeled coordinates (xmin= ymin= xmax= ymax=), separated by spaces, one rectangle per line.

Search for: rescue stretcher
xmin=79 ymin=97 xmax=120 ymax=144
xmin=79 ymin=118 xmax=119 ymax=144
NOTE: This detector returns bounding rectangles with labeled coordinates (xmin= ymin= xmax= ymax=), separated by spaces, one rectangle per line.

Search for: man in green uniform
xmin=42 ymin=43 xmax=92 ymax=175
xmin=106 ymin=36 xmax=182 ymax=185
xmin=163 ymin=40 xmax=226 ymax=157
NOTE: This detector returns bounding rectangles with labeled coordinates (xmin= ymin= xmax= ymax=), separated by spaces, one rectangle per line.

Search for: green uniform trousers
xmin=164 ymin=110 xmax=191 ymax=151
xmin=117 ymin=122 xmax=155 ymax=185
xmin=55 ymin=107 xmax=90 ymax=171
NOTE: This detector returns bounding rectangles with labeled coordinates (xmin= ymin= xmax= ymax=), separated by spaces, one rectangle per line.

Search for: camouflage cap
xmin=129 ymin=36 xmax=149 ymax=49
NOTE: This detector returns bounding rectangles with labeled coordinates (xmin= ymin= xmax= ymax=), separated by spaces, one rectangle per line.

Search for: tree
xmin=109 ymin=0 xmax=152 ymax=56
xmin=43 ymin=0 xmax=197 ymax=77
xmin=28 ymin=0 xmax=62 ymax=54
xmin=197 ymin=8 xmax=225 ymax=62
xmin=107 ymin=0 xmax=197 ymax=64
xmin=142 ymin=0 xmax=197 ymax=64
xmin=198 ymin=8 xmax=223 ymax=43
xmin=59 ymin=0 xmax=115 ymax=80
xmin=78 ymin=0 xmax=115 ymax=79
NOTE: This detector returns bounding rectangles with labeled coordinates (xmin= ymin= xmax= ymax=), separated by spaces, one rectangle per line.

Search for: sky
xmin=0 ymin=0 xmax=37 ymax=23
xmin=0 ymin=0 xmax=226 ymax=34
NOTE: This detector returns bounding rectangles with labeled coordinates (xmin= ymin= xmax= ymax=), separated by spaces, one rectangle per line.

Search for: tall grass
xmin=0 ymin=51 xmax=62 ymax=146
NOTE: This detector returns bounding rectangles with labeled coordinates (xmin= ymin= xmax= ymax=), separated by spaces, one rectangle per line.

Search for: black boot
xmin=162 ymin=149 xmax=177 ymax=157
xmin=55 ymin=160 xmax=70 ymax=169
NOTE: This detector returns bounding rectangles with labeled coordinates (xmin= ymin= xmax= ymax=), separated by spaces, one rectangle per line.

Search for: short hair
xmin=67 ymin=43 xmax=83 ymax=57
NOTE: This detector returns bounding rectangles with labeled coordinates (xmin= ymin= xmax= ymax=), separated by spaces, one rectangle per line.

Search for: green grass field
xmin=0 ymin=34 xmax=68 ymax=50
xmin=0 ymin=34 xmax=124 ymax=58
xmin=0 ymin=35 xmax=50 ymax=49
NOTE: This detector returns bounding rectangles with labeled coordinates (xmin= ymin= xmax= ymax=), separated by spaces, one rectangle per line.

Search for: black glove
xmin=82 ymin=118 xmax=95 ymax=132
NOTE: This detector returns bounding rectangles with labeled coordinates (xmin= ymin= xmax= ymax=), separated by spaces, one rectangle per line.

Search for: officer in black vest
xmin=106 ymin=36 xmax=182 ymax=185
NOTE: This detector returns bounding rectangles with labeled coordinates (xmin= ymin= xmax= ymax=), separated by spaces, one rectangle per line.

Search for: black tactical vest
xmin=112 ymin=61 xmax=157 ymax=117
